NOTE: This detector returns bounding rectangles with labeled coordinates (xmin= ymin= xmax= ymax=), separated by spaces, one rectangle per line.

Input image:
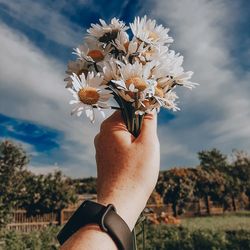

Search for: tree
xmin=0 ymin=140 xmax=77 ymax=222
xmin=192 ymin=167 xmax=225 ymax=214
xmin=198 ymin=148 xmax=228 ymax=173
xmin=198 ymin=149 xmax=250 ymax=211
xmin=197 ymin=149 xmax=227 ymax=213
xmin=70 ymin=177 xmax=97 ymax=194
xmin=228 ymin=150 xmax=250 ymax=210
xmin=0 ymin=140 xmax=29 ymax=226
xmin=19 ymin=171 xmax=77 ymax=215
xmin=232 ymin=151 xmax=250 ymax=192
xmin=156 ymin=168 xmax=195 ymax=216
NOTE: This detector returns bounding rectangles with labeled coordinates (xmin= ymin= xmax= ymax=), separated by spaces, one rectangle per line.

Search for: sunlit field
xmin=181 ymin=211 xmax=250 ymax=231
xmin=135 ymin=212 xmax=250 ymax=250
xmin=1 ymin=212 xmax=250 ymax=249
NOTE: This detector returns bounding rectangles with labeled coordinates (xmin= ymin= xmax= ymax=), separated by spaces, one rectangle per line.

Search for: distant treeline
xmin=71 ymin=149 xmax=250 ymax=216
xmin=69 ymin=177 xmax=97 ymax=194
xmin=1 ymin=140 xmax=250 ymax=227
xmin=156 ymin=148 xmax=250 ymax=216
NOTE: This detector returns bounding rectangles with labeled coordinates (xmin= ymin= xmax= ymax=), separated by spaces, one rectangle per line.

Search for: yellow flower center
xmin=87 ymin=50 xmax=104 ymax=62
xmin=126 ymin=77 xmax=147 ymax=91
xmin=143 ymin=50 xmax=153 ymax=58
xmin=155 ymin=85 xmax=164 ymax=98
xmin=142 ymin=98 xmax=156 ymax=108
xmin=78 ymin=87 xmax=100 ymax=105
xmin=143 ymin=99 xmax=151 ymax=108
xmin=124 ymin=41 xmax=130 ymax=51
xmin=148 ymin=31 xmax=159 ymax=41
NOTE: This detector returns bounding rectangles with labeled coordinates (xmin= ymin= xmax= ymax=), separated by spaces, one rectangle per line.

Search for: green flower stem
xmin=107 ymin=83 xmax=144 ymax=137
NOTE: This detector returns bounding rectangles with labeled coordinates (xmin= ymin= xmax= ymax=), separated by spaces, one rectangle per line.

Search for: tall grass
xmin=181 ymin=211 xmax=250 ymax=231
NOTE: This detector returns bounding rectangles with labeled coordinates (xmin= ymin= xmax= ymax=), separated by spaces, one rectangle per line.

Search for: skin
xmin=61 ymin=111 xmax=160 ymax=250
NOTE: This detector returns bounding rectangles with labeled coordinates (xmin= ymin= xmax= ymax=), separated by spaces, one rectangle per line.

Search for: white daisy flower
xmin=134 ymin=91 xmax=157 ymax=115
xmin=138 ymin=44 xmax=169 ymax=64
xmin=102 ymin=59 xmax=120 ymax=84
xmin=112 ymin=31 xmax=130 ymax=51
xmin=68 ymin=72 xmax=112 ymax=122
xmin=112 ymin=32 xmax=146 ymax=62
xmin=87 ymin=18 xmax=128 ymax=44
xmin=64 ymin=60 xmax=89 ymax=88
xmin=155 ymin=91 xmax=180 ymax=111
xmin=65 ymin=16 xmax=199 ymax=134
xmin=157 ymin=50 xmax=185 ymax=77
xmin=73 ymin=37 xmax=111 ymax=65
xmin=152 ymin=50 xmax=199 ymax=90
xmin=138 ymin=90 xmax=179 ymax=113
xmin=111 ymin=61 xmax=157 ymax=102
xmin=130 ymin=15 xmax=173 ymax=45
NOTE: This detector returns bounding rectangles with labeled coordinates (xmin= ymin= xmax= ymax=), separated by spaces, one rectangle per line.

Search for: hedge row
xmin=0 ymin=226 xmax=60 ymax=250
xmin=0 ymin=225 xmax=250 ymax=250
xmin=137 ymin=224 xmax=250 ymax=250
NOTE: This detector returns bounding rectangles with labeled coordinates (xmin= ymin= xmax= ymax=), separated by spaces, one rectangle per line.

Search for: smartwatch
xmin=57 ymin=200 xmax=134 ymax=250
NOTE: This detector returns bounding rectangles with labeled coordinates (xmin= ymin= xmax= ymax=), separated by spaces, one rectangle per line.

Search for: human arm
xmin=60 ymin=111 xmax=160 ymax=249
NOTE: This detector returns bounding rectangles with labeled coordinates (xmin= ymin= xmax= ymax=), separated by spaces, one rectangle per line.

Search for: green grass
xmin=181 ymin=211 xmax=250 ymax=231
xmin=135 ymin=213 xmax=250 ymax=249
xmin=1 ymin=212 xmax=250 ymax=250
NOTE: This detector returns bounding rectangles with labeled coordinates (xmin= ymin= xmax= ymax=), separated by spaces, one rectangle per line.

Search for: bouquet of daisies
xmin=65 ymin=16 xmax=198 ymax=137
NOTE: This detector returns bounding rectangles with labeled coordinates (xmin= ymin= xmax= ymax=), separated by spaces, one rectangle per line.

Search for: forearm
xmin=60 ymin=111 xmax=159 ymax=249
xmin=60 ymin=196 xmax=144 ymax=250
xmin=60 ymin=224 xmax=117 ymax=250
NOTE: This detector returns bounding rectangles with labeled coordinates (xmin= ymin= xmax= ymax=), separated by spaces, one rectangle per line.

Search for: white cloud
xmin=0 ymin=0 xmax=83 ymax=47
xmin=28 ymin=164 xmax=61 ymax=175
xmin=0 ymin=22 xmax=105 ymax=177
xmin=148 ymin=0 xmax=250 ymax=168
xmin=0 ymin=0 xmax=250 ymax=177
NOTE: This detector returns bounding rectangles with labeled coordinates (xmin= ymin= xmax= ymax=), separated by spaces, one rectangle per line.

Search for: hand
xmin=94 ymin=111 xmax=160 ymax=230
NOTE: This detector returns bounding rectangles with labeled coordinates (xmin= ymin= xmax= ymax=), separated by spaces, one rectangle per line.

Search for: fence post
xmin=58 ymin=209 xmax=64 ymax=225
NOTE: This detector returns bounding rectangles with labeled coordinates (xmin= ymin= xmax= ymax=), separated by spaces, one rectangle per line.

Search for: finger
xmin=100 ymin=111 xmax=127 ymax=132
xmin=100 ymin=110 xmax=134 ymax=144
xmin=94 ymin=133 xmax=100 ymax=148
xmin=136 ymin=111 xmax=158 ymax=142
xmin=101 ymin=110 xmax=123 ymax=125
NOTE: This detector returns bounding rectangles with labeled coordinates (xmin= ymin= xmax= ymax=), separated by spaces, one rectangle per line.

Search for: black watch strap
xmin=57 ymin=200 xmax=134 ymax=250
xmin=102 ymin=207 xmax=133 ymax=250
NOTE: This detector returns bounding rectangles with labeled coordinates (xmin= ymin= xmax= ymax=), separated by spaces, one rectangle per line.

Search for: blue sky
xmin=0 ymin=0 xmax=249 ymax=177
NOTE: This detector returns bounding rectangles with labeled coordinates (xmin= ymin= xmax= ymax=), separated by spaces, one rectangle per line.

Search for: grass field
xmin=135 ymin=211 xmax=250 ymax=249
xmin=1 ymin=212 xmax=250 ymax=249
xmin=181 ymin=211 xmax=250 ymax=231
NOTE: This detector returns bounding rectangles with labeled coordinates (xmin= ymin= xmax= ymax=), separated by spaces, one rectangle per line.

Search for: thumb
xmin=136 ymin=112 xmax=158 ymax=142
xmin=100 ymin=110 xmax=126 ymax=131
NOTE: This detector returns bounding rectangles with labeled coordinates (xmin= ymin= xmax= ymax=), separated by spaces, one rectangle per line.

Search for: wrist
xmin=58 ymin=200 xmax=134 ymax=250
xmin=97 ymin=193 xmax=147 ymax=230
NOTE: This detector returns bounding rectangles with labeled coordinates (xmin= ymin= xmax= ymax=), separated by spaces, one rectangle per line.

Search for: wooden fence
xmin=6 ymin=202 xmax=225 ymax=232
xmin=7 ymin=210 xmax=59 ymax=232
xmin=6 ymin=194 xmax=97 ymax=232
xmin=6 ymin=208 xmax=78 ymax=232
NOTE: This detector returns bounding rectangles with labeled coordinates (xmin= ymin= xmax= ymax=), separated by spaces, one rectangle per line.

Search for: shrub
xmin=137 ymin=223 xmax=250 ymax=250
xmin=0 ymin=226 xmax=60 ymax=250
xmin=1 ymin=224 xmax=250 ymax=249
xmin=226 ymin=230 xmax=250 ymax=250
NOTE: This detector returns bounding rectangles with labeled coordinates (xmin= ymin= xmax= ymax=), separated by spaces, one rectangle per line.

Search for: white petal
xmin=71 ymin=104 xmax=84 ymax=115
xmin=100 ymin=110 xmax=105 ymax=118
xmin=128 ymin=84 xmax=135 ymax=92
xmin=85 ymin=107 xmax=95 ymax=122
xmin=77 ymin=110 xmax=83 ymax=117
xmin=112 ymin=80 xmax=127 ymax=90
xmin=69 ymin=100 xmax=79 ymax=105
